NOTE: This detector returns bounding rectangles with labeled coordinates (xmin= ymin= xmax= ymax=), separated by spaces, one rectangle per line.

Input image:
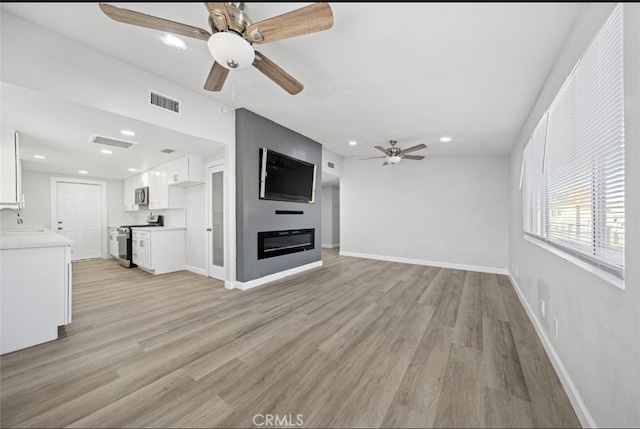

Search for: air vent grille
xmin=89 ymin=135 xmax=138 ymax=149
xmin=161 ymin=148 xmax=176 ymax=154
xmin=327 ymin=162 xmax=335 ymax=169
xmin=149 ymin=90 xmax=181 ymax=114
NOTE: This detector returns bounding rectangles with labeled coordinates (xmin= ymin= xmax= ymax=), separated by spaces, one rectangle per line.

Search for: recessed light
xmin=161 ymin=33 xmax=186 ymax=50
xmin=440 ymin=136 xmax=452 ymax=143
xmin=33 ymin=155 xmax=46 ymax=159
xmin=79 ymin=170 xmax=88 ymax=174
xmin=128 ymin=168 xmax=137 ymax=172
xmin=349 ymin=141 xmax=357 ymax=146
xmin=120 ymin=130 xmax=136 ymax=137
xmin=100 ymin=149 xmax=113 ymax=154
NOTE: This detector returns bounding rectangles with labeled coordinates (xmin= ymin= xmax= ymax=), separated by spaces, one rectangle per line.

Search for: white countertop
xmin=130 ymin=226 xmax=186 ymax=231
xmin=0 ymin=229 xmax=74 ymax=250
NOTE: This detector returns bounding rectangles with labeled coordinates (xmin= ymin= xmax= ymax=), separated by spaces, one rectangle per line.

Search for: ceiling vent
xmin=161 ymin=148 xmax=176 ymax=154
xmin=89 ymin=135 xmax=138 ymax=149
xmin=149 ymin=90 xmax=181 ymax=114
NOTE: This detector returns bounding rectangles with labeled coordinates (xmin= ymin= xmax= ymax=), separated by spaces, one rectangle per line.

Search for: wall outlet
xmin=553 ymin=317 xmax=559 ymax=338
xmin=540 ymin=299 xmax=546 ymax=318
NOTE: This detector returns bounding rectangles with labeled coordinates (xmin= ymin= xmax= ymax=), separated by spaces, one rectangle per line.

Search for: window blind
xmin=523 ymin=4 xmax=625 ymax=279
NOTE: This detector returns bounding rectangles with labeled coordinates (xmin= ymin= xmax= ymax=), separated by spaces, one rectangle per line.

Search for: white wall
xmin=0 ymin=170 xmax=136 ymax=257
xmin=322 ymin=146 xmax=343 ymax=177
xmin=341 ymin=156 xmax=509 ymax=272
xmin=0 ymin=170 xmax=135 ymax=230
xmin=508 ymin=3 xmax=640 ymax=428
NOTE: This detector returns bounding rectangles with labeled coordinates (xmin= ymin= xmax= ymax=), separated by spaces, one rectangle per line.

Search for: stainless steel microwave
xmin=134 ymin=186 xmax=149 ymax=205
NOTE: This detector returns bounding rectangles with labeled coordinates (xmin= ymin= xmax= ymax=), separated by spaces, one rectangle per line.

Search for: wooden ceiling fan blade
xmin=382 ymin=161 xmax=389 ymax=166
xmin=245 ymin=3 xmax=333 ymax=44
xmin=204 ymin=3 xmax=232 ymax=32
xmin=402 ymin=155 xmax=425 ymax=160
xmin=401 ymin=143 xmax=427 ymax=155
xmin=358 ymin=156 xmax=386 ymax=161
xmin=375 ymin=146 xmax=389 ymax=154
xmin=253 ymin=51 xmax=303 ymax=95
xmin=99 ymin=3 xmax=211 ymax=41
xmin=203 ymin=62 xmax=229 ymax=91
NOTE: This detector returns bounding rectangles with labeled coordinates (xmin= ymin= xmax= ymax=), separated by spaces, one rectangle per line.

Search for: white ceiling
xmin=1 ymin=2 xmax=584 ymax=178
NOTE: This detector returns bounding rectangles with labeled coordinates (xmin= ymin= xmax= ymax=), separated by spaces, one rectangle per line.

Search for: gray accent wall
xmin=236 ymin=108 xmax=322 ymax=282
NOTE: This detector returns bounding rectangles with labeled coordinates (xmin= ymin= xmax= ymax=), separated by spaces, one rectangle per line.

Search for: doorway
xmin=321 ymin=181 xmax=340 ymax=249
xmin=206 ymin=164 xmax=225 ymax=280
xmin=51 ymin=178 xmax=107 ymax=261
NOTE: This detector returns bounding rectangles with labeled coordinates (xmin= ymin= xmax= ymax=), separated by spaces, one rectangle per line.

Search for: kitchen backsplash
xmin=134 ymin=207 xmax=186 ymax=228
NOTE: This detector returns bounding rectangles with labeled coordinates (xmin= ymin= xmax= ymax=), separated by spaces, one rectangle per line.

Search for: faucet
xmin=1 ymin=207 xmax=23 ymax=224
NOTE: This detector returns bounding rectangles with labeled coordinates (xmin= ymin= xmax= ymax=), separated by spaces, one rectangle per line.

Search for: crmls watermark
xmin=253 ymin=414 xmax=304 ymax=427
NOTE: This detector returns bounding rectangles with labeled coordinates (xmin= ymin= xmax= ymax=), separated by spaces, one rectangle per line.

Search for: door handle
xmin=206 ymin=228 xmax=212 ymax=232
xmin=58 ymin=221 xmax=62 ymax=224
xmin=58 ymin=227 xmax=63 ymax=230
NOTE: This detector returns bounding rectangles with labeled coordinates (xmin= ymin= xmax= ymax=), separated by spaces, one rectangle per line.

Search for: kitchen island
xmin=0 ymin=229 xmax=73 ymax=354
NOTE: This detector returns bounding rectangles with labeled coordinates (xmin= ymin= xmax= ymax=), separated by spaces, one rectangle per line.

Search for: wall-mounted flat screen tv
xmin=259 ymin=148 xmax=316 ymax=203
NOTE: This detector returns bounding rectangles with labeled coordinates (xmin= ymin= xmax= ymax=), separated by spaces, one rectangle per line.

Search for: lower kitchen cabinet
xmin=131 ymin=228 xmax=185 ymax=275
xmin=108 ymin=227 xmax=119 ymax=258
xmin=1 ymin=235 xmax=72 ymax=355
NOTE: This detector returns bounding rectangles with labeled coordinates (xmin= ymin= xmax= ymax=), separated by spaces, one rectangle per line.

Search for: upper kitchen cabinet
xmin=123 ymin=172 xmax=151 ymax=212
xmin=168 ymin=155 xmax=205 ymax=187
xmin=0 ymin=128 xmax=24 ymax=209
xmin=149 ymin=164 xmax=183 ymax=210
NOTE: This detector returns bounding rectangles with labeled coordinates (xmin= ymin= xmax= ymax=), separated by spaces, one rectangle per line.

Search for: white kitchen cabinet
xmin=0 ymin=128 xmax=24 ymax=209
xmin=1 ymin=231 xmax=72 ymax=355
xmin=123 ymin=175 xmax=140 ymax=212
xmin=149 ymin=164 xmax=184 ymax=210
xmin=149 ymin=166 xmax=167 ymax=210
xmin=131 ymin=227 xmax=185 ymax=275
xmin=168 ymin=155 xmax=205 ymax=187
xmin=136 ymin=171 xmax=150 ymax=188
xmin=109 ymin=227 xmax=119 ymax=257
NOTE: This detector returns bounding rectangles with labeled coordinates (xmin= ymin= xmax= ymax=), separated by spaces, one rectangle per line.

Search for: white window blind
xmin=522 ymin=4 xmax=625 ymax=280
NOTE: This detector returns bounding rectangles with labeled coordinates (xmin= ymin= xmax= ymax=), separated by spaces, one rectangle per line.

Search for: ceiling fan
xmin=358 ymin=140 xmax=427 ymax=166
xmin=98 ymin=2 xmax=334 ymax=95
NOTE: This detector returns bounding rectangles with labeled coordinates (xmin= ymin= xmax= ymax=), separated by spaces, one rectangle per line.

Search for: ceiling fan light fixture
xmin=208 ymin=32 xmax=255 ymax=70
xmin=160 ymin=33 xmax=186 ymax=50
xmin=387 ymin=156 xmax=402 ymax=164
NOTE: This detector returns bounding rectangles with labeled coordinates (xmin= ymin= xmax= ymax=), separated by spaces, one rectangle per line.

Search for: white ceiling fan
xmin=358 ymin=140 xmax=427 ymax=166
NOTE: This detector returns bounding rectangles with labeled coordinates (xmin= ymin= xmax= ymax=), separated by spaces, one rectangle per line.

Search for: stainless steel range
xmin=116 ymin=214 xmax=163 ymax=268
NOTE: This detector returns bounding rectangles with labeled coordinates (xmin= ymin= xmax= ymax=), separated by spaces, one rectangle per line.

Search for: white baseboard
xmin=232 ymin=260 xmax=323 ymax=291
xmin=339 ymin=251 xmax=508 ymax=275
xmin=321 ymin=243 xmax=340 ymax=249
xmin=507 ymin=272 xmax=596 ymax=428
xmin=185 ymin=265 xmax=207 ymax=276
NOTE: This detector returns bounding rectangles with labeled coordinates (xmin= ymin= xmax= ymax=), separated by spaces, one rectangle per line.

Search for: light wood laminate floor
xmin=0 ymin=249 xmax=581 ymax=428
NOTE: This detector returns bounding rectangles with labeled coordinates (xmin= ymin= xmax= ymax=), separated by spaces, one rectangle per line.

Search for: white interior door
xmin=56 ymin=182 xmax=102 ymax=261
xmin=207 ymin=165 xmax=225 ymax=280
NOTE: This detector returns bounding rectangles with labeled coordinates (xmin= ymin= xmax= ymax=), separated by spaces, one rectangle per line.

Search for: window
xmin=522 ymin=4 xmax=625 ymax=284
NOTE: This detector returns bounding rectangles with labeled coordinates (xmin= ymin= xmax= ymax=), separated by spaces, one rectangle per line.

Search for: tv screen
xmin=259 ymin=148 xmax=316 ymax=203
